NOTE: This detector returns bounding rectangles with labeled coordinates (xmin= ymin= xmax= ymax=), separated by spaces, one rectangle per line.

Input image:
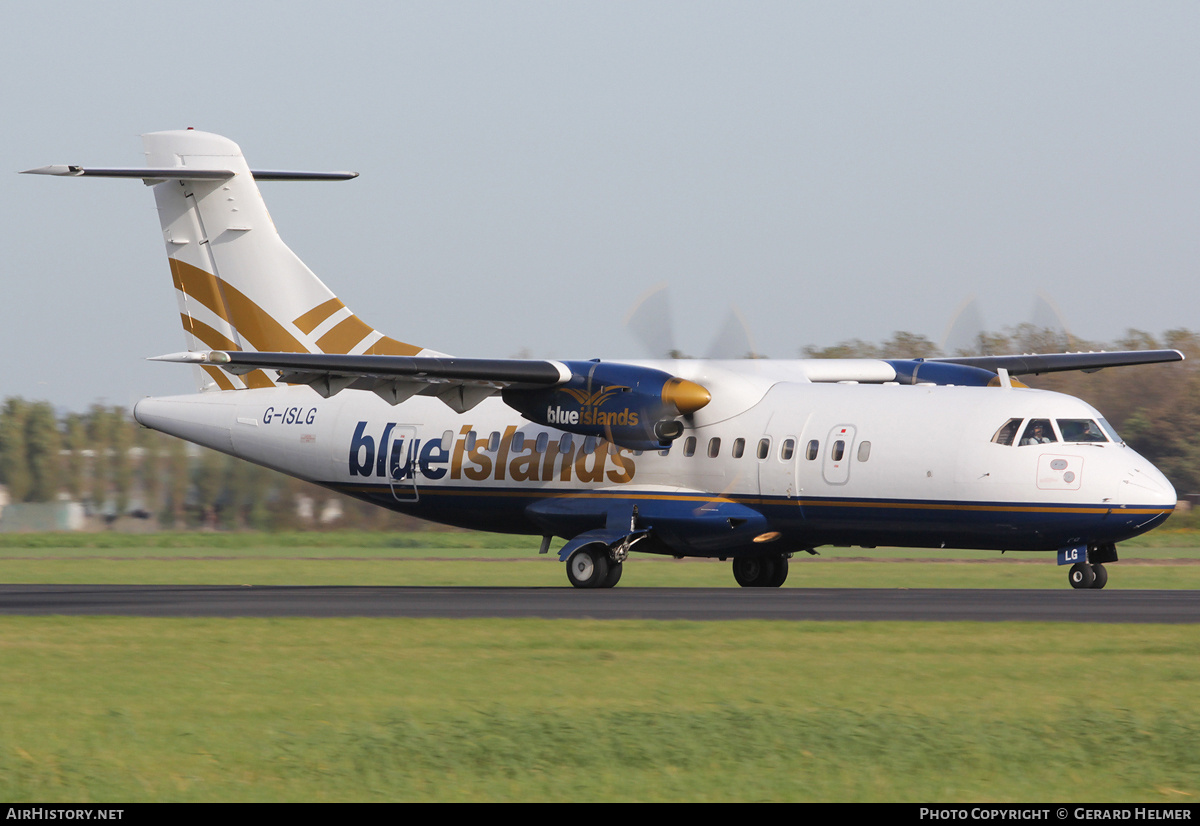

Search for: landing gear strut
xmin=732 ymin=554 xmax=789 ymax=587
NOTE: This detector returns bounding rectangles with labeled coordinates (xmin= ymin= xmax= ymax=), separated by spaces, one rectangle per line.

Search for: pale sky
xmin=3 ymin=1 xmax=1198 ymax=411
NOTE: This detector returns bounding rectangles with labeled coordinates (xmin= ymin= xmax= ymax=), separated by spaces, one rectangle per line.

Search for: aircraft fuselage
xmin=134 ymin=377 xmax=1175 ymax=558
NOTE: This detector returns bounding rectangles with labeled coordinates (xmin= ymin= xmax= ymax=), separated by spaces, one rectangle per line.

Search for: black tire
xmin=733 ymin=555 xmax=777 ymax=587
xmin=602 ymin=560 xmax=623 ymax=588
xmin=1069 ymin=562 xmax=1095 ymax=590
xmin=768 ymin=555 xmax=789 ymax=587
xmin=1090 ymin=562 xmax=1108 ymax=590
xmin=566 ymin=546 xmax=610 ymax=589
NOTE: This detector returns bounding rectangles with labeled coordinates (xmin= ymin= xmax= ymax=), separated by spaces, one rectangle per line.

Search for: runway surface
xmin=1 ymin=585 xmax=1198 ymax=622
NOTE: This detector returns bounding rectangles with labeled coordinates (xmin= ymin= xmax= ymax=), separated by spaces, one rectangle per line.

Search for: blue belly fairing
xmin=321 ymin=481 xmax=1174 ymax=555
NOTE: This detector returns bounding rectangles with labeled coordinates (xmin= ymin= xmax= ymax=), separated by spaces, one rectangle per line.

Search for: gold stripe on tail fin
xmin=294 ymin=298 xmax=346 ymax=335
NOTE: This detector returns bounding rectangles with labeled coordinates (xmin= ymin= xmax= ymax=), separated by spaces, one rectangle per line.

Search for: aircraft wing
xmin=151 ymin=350 xmax=572 ymax=412
xmin=151 ymin=349 xmax=711 ymax=449
xmin=931 ymin=349 xmax=1184 ymax=376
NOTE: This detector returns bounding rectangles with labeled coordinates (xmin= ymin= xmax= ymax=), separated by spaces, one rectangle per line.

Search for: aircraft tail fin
xmin=139 ymin=130 xmax=432 ymax=391
xmin=138 ymin=130 xmax=425 ymax=391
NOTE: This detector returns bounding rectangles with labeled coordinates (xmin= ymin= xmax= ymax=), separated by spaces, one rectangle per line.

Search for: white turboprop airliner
xmin=26 ymin=130 xmax=1183 ymax=590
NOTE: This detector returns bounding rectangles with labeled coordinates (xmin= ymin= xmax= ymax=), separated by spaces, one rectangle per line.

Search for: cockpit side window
xmin=991 ymin=418 xmax=1022 ymax=446
xmin=1057 ymin=419 xmax=1109 ymax=443
xmin=1098 ymin=418 xmax=1122 ymax=444
xmin=1019 ymin=419 xmax=1057 ymax=445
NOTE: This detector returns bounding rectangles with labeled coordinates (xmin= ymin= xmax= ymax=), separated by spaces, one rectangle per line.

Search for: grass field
xmin=0 ymin=529 xmax=1199 ymax=589
xmin=0 ymin=618 xmax=1197 ymax=802
xmin=0 ymin=531 xmax=1197 ymax=802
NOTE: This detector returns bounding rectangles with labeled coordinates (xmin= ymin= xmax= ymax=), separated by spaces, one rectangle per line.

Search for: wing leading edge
xmin=931 ymin=350 xmax=1185 ymax=376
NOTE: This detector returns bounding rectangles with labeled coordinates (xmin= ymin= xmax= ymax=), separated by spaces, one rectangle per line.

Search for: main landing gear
xmin=565 ymin=545 xmax=623 ymax=589
xmin=732 ymin=554 xmax=789 ymax=588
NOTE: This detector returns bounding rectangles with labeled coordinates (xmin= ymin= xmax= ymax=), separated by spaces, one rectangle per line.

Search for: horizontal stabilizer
xmin=21 ymin=166 xmax=357 ymax=183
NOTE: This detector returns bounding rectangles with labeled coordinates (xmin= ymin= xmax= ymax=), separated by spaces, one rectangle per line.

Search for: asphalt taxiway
xmin=0 ymin=585 xmax=1197 ymax=622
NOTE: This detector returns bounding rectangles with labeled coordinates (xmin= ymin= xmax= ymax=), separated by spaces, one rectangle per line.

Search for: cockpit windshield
xmin=1019 ymin=419 xmax=1057 ymax=445
xmin=992 ymin=417 xmax=1118 ymax=446
xmin=1057 ymin=419 xmax=1109 ymax=443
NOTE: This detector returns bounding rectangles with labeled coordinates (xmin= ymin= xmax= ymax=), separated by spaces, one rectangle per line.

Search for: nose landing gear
xmin=1063 ymin=542 xmax=1116 ymax=590
xmin=1068 ymin=562 xmax=1109 ymax=590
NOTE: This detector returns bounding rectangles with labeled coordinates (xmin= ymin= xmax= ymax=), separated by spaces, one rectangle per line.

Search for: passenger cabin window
xmin=806 ymin=440 xmax=819 ymax=460
xmin=535 ymin=432 xmax=549 ymax=453
xmin=683 ymin=436 xmax=697 ymax=457
xmin=559 ymin=434 xmax=573 ymax=453
xmin=992 ymin=418 xmax=1021 ymax=446
xmin=857 ymin=441 xmax=871 ymax=462
xmin=488 ymin=431 xmax=501 ymax=451
xmin=832 ymin=440 xmax=845 ymax=461
xmin=707 ymin=437 xmax=721 ymax=458
xmin=780 ymin=439 xmax=795 ymax=461
xmin=511 ymin=432 xmax=525 ymax=452
xmin=732 ymin=438 xmax=745 ymax=459
xmin=1019 ymin=419 xmax=1057 ymax=446
xmin=1057 ymin=419 xmax=1109 ymax=443
xmin=757 ymin=438 xmax=770 ymax=460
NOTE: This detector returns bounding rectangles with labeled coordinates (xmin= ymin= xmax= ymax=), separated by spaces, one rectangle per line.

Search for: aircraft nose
xmin=1116 ymin=460 xmax=1177 ymax=509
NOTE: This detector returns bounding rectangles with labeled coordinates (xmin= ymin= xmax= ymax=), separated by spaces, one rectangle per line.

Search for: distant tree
xmin=880 ymin=332 xmax=941 ymax=359
xmin=163 ymin=437 xmax=189 ymax=529
xmin=62 ymin=413 xmax=89 ymax=503
xmin=803 ymin=331 xmax=940 ymax=360
xmin=802 ymin=339 xmax=881 ymax=359
xmin=0 ymin=399 xmax=32 ymax=502
xmin=24 ymin=401 xmax=61 ymax=502
xmin=193 ymin=447 xmax=228 ymax=529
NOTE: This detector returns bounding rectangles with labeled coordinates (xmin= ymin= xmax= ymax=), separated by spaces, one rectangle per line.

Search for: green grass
xmin=0 ymin=618 xmax=1196 ymax=802
xmin=0 ymin=530 xmax=1197 ymax=588
xmin=0 ymin=531 xmax=1196 ymax=801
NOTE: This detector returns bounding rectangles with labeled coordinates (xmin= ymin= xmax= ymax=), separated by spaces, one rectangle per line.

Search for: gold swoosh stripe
xmin=179 ymin=315 xmax=275 ymax=389
xmin=241 ymin=370 xmax=275 ymax=389
xmin=168 ymin=259 xmax=305 ymax=352
xmin=170 ymin=258 xmax=232 ymax=325
xmin=202 ymin=365 xmax=236 ymax=391
xmin=294 ymin=297 xmax=346 ymax=334
xmin=179 ymin=315 xmax=238 ymax=351
xmin=170 ymin=259 xmax=422 ymax=357
xmin=316 ymin=314 xmax=375 ymax=354
xmin=364 ymin=336 xmax=422 ymax=356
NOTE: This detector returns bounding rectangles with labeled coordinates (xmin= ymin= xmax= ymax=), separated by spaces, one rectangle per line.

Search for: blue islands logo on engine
xmin=546 ymin=386 xmax=639 ymax=427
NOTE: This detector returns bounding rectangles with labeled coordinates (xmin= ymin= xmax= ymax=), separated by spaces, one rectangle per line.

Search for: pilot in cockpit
xmin=1020 ymin=420 xmax=1055 ymax=445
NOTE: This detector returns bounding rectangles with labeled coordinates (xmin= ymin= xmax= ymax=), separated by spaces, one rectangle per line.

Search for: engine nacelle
xmin=502 ymin=361 xmax=711 ymax=451
xmin=885 ymin=359 xmax=1002 ymax=387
